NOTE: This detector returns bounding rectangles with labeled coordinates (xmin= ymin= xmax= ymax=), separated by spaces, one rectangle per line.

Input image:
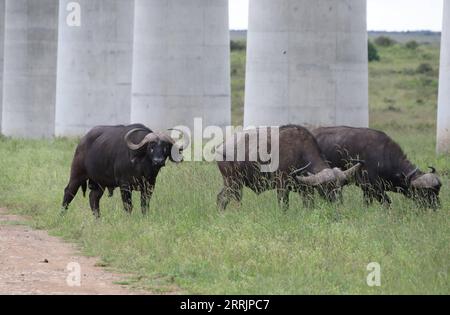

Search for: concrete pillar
xmin=1 ymin=0 xmax=59 ymax=138
xmin=437 ymin=1 xmax=450 ymax=154
xmin=0 ymin=1 xmax=5 ymax=133
xmin=244 ymin=0 xmax=368 ymax=128
xmin=131 ymin=0 xmax=231 ymax=131
xmin=55 ymin=0 xmax=134 ymax=137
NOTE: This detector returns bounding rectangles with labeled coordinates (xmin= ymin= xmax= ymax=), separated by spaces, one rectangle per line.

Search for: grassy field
xmin=0 ymin=39 xmax=449 ymax=294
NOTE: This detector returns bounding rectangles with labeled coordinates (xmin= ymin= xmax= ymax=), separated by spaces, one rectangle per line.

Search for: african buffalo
xmin=62 ymin=124 xmax=187 ymax=217
xmin=216 ymin=125 xmax=362 ymax=210
xmin=312 ymin=126 xmax=442 ymax=208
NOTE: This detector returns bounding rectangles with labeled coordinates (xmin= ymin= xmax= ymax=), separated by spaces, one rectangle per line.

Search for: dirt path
xmin=0 ymin=208 xmax=144 ymax=295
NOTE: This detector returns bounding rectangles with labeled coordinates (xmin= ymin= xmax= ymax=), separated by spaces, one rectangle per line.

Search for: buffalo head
xmin=291 ymin=163 xmax=363 ymax=202
xmin=406 ymin=167 xmax=442 ymax=209
xmin=124 ymin=128 xmax=189 ymax=168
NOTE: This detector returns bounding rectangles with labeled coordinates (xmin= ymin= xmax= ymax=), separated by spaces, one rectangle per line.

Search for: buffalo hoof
xmin=59 ymin=207 xmax=68 ymax=216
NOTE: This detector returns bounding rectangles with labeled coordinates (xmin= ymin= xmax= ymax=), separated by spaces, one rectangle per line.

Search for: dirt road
xmin=0 ymin=208 xmax=142 ymax=295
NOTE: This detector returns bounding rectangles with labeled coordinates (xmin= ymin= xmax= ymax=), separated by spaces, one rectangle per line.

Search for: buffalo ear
xmin=129 ymin=149 xmax=146 ymax=164
xmin=169 ymin=144 xmax=184 ymax=163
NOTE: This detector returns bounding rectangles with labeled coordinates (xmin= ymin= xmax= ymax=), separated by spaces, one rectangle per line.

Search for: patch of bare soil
xmin=0 ymin=208 xmax=145 ymax=295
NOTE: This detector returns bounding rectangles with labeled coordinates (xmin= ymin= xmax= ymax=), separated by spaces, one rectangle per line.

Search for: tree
xmin=368 ymin=41 xmax=380 ymax=62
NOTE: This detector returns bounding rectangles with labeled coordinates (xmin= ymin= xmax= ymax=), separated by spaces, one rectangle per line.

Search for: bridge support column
xmin=1 ymin=0 xmax=59 ymax=138
xmin=0 ymin=1 xmax=5 ymax=133
xmin=437 ymin=1 xmax=450 ymax=154
xmin=131 ymin=0 xmax=231 ymax=131
xmin=55 ymin=0 xmax=134 ymax=137
xmin=244 ymin=0 xmax=368 ymax=128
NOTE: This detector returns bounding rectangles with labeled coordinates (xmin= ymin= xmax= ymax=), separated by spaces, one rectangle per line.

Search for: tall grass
xmin=0 ymin=132 xmax=449 ymax=294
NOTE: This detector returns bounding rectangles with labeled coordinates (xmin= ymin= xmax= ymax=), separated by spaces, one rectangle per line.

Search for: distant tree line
xmin=230 ymin=40 xmax=246 ymax=51
xmin=231 ymin=37 xmax=423 ymax=63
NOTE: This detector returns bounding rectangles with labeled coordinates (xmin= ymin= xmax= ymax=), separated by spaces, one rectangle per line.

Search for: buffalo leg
xmin=107 ymin=187 xmax=114 ymax=197
xmin=430 ymin=194 xmax=441 ymax=210
xmin=217 ymin=187 xmax=231 ymax=211
xmin=140 ymin=185 xmax=154 ymax=215
xmin=362 ymin=188 xmax=374 ymax=206
xmin=276 ymin=175 xmax=289 ymax=210
xmin=217 ymin=179 xmax=242 ymax=211
xmin=336 ymin=188 xmax=344 ymax=204
xmin=120 ymin=188 xmax=133 ymax=214
xmin=363 ymin=187 xmax=391 ymax=207
xmin=231 ymin=186 xmax=243 ymax=204
xmin=140 ymin=193 xmax=150 ymax=215
xmin=62 ymin=152 xmax=87 ymax=212
xmin=430 ymin=193 xmax=441 ymax=210
xmin=217 ymin=186 xmax=242 ymax=210
xmin=277 ymin=189 xmax=289 ymax=210
xmin=89 ymin=188 xmax=104 ymax=218
xmin=374 ymin=190 xmax=391 ymax=207
xmin=300 ymin=186 xmax=314 ymax=208
xmin=62 ymin=179 xmax=85 ymax=210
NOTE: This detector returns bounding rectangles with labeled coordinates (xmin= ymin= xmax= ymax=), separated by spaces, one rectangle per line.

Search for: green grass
xmin=369 ymin=43 xmax=440 ymax=132
xmin=0 ymin=41 xmax=449 ymax=294
xmin=231 ymin=48 xmax=246 ymax=126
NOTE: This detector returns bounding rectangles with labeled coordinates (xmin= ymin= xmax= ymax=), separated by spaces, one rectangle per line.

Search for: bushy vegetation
xmin=368 ymin=41 xmax=380 ymax=62
xmin=374 ymin=36 xmax=397 ymax=47
xmin=230 ymin=40 xmax=246 ymax=52
xmin=416 ymin=62 xmax=434 ymax=75
xmin=0 ymin=37 xmax=448 ymax=294
xmin=405 ymin=40 xmax=419 ymax=50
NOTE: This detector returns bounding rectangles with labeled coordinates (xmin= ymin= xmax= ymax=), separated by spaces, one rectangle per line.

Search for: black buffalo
xmin=312 ymin=126 xmax=442 ymax=208
xmin=216 ymin=125 xmax=362 ymax=210
xmin=62 ymin=124 xmax=187 ymax=217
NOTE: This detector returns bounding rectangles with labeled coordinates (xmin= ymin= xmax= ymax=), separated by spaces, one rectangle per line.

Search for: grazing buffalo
xmin=62 ymin=124 xmax=187 ymax=217
xmin=216 ymin=125 xmax=362 ymax=210
xmin=312 ymin=126 xmax=442 ymax=208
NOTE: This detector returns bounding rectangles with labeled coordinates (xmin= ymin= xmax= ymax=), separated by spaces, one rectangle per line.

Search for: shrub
xmin=416 ymin=63 xmax=433 ymax=74
xmin=374 ymin=36 xmax=396 ymax=47
xmin=402 ymin=68 xmax=417 ymax=76
xmin=368 ymin=41 xmax=380 ymax=62
xmin=405 ymin=40 xmax=419 ymax=50
xmin=230 ymin=40 xmax=246 ymax=51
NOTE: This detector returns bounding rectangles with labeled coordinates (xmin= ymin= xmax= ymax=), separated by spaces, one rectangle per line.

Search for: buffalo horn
xmin=349 ymin=158 xmax=365 ymax=166
xmin=406 ymin=167 xmax=419 ymax=182
xmin=296 ymin=168 xmax=335 ymax=186
xmin=289 ymin=162 xmax=312 ymax=176
xmin=342 ymin=163 xmax=362 ymax=180
xmin=124 ymin=128 xmax=159 ymax=150
xmin=168 ymin=128 xmax=190 ymax=150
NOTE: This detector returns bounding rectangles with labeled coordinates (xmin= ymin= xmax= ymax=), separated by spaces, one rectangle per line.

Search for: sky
xmin=229 ymin=0 xmax=444 ymax=31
